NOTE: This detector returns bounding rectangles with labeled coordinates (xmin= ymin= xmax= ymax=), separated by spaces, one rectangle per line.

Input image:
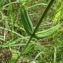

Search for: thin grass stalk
xmin=8 ymin=0 xmax=15 ymax=39
xmin=54 ymin=47 xmax=56 ymax=63
xmin=15 ymin=0 xmax=55 ymax=63
xmin=23 ymin=0 xmax=55 ymax=52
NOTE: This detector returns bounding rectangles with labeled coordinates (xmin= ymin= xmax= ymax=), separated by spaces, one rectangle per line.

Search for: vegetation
xmin=0 ymin=0 xmax=63 ymax=63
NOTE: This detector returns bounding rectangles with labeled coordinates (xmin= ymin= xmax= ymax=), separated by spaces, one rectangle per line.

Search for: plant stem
xmin=15 ymin=0 xmax=55 ymax=63
xmin=23 ymin=0 xmax=55 ymax=51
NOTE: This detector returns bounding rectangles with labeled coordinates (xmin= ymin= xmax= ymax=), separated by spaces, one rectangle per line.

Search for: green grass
xmin=0 ymin=0 xmax=63 ymax=63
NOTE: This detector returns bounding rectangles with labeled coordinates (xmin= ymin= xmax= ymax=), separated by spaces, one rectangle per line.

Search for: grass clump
xmin=0 ymin=0 xmax=63 ymax=63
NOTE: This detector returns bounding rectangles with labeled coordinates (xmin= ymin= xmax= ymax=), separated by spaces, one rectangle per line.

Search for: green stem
xmin=15 ymin=0 xmax=55 ymax=63
xmin=24 ymin=0 xmax=55 ymax=50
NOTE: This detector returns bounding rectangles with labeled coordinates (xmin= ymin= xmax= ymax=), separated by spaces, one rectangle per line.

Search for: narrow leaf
xmin=22 ymin=43 xmax=34 ymax=55
xmin=35 ymin=24 xmax=60 ymax=39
